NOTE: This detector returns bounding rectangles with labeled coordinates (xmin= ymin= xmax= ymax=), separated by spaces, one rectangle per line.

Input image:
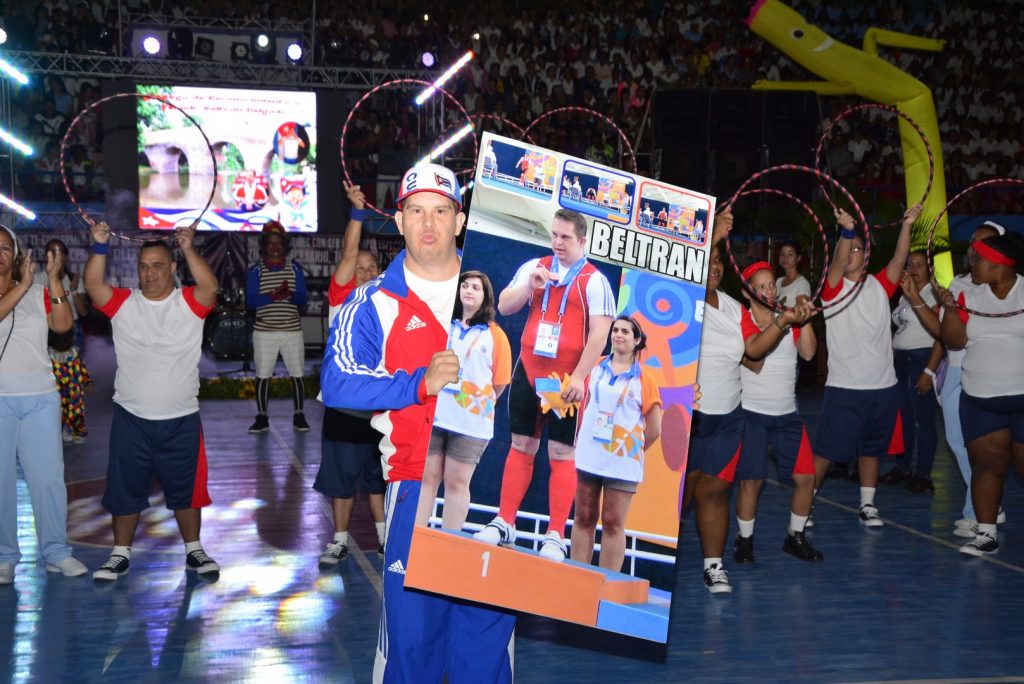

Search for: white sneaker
xmin=538 ymin=531 xmax=567 ymax=562
xmin=859 ymin=504 xmax=884 ymax=528
xmin=954 ymin=519 xmax=978 ymax=538
xmin=960 ymin=531 xmax=998 ymax=557
xmin=46 ymin=556 xmax=88 ymax=577
xmin=473 ymin=517 xmax=516 ymax=546
xmin=0 ymin=563 xmax=13 ymax=585
xmin=703 ymin=564 xmax=732 ymax=594
xmin=319 ymin=541 xmax=349 ymax=566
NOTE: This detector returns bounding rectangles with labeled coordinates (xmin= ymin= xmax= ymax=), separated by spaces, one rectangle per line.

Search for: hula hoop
xmin=723 ymin=187 xmax=829 ymax=312
xmin=725 ymin=164 xmax=870 ymax=311
xmin=61 ymin=92 xmax=217 ymax=242
xmin=926 ymin=176 xmax=1024 ymax=318
xmin=524 ymin=106 xmax=638 ymax=174
xmin=815 ymin=103 xmax=935 ymax=221
xmin=339 ymin=79 xmax=477 ymax=219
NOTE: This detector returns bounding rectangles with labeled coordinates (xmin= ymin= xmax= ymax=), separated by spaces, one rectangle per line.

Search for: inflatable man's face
xmin=281 ymin=177 xmax=306 ymax=208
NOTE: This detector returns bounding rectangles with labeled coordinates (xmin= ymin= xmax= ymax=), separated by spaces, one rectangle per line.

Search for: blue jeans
xmin=893 ymin=348 xmax=939 ymax=477
xmin=0 ymin=392 xmax=73 ymax=565
xmin=941 ymin=366 xmax=973 ymax=519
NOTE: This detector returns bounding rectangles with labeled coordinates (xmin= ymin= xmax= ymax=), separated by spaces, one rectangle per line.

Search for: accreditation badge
xmin=534 ymin=322 xmax=561 ymax=358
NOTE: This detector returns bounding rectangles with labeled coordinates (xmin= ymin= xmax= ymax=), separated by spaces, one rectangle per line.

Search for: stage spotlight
xmin=195 ymin=37 xmax=215 ymax=60
xmin=142 ymin=36 xmax=161 ymax=56
xmin=421 ymin=52 xmax=435 ymax=68
xmin=167 ymin=27 xmax=194 ymax=59
xmin=472 ymin=32 xmax=480 ymax=41
xmin=423 ymin=14 xmax=430 ymax=21
xmin=0 ymin=29 xmax=7 ymax=45
xmin=251 ymin=33 xmax=275 ymax=64
xmin=231 ymin=42 xmax=250 ymax=62
xmin=286 ymin=42 xmax=304 ymax=64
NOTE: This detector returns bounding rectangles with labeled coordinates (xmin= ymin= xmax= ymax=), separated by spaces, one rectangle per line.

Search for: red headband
xmin=972 ymin=240 xmax=1016 ymax=267
xmin=741 ymin=260 xmax=773 ymax=281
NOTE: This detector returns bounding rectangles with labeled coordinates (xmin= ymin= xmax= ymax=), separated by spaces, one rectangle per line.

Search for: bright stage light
xmin=472 ymin=32 xmax=480 ymax=41
xmin=286 ymin=43 xmax=303 ymax=62
xmin=256 ymin=34 xmax=270 ymax=49
xmin=417 ymin=123 xmax=473 ymax=166
xmin=421 ymin=52 xmax=435 ymax=68
xmin=423 ymin=13 xmax=430 ymax=21
xmin=460 ymin=180 xmax=475 ymax=196
xmin=415 ymin=50 xmax=474 ymax=105
xmin=0 ymin=29 xmax=8 ymax=45
xmin=0 ymin=126 xmax=33 ymax=156
xmin=0 ymin=193 xmax=36 ymax=221
xmin=142 ymin=36 xmax=161 ymax=56
xmin=0 ymin=56 xmax=29 ymax=85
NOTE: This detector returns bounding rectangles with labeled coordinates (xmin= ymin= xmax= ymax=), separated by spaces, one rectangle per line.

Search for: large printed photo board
xmin=405 ymin=133 xmax=715 ymax=643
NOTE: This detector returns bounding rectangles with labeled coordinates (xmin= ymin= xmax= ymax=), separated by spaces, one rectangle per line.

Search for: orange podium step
xmin=404 ymin=527 xmax=650 ymax=628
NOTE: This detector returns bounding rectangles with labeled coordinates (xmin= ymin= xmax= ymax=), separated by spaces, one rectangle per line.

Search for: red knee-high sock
xmin=498 ymin=448 xmax=535 ymax=522
xmin=547 ymin=459 xmax=577 ymax=537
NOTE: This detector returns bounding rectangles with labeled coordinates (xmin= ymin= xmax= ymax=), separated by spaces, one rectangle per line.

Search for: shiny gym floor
xmin=3 ymin=334 xmax=1023 ymax=683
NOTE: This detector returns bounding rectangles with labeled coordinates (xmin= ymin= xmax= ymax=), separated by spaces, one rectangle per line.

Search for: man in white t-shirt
xmin=84 ymin=221 xmax=220 ymax=581
xmin=813 ymin=204 xmax=921 ymax=528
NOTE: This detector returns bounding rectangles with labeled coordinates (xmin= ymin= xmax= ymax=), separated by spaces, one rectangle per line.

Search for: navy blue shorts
xmin=507 ymin=361 xmax=578 ymax=446
xmin=102 ymin=403 xmax=211 ymax=515
xmin=814 ymin=384 xmax=900 ymax=463
xmin=314 ymin=438 xmax=385 ymax=499
xmin=686 ymin=407 xmax=743 ymax=482
xmin=960 ymin=391 xmax=1024 ymax=444
xmin=376 ymin=480 xmax=515 ymax=683
xmin=738 ymin=410 xmax=816 ymax=481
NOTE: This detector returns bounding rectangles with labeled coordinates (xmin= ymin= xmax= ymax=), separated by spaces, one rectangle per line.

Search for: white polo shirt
xmin=0 ymin=286 xmax=56 ymax=396
xmin=943 ymin=274 xmax=975 ymax=368
xmin=892 ymin=284 xmax=938 ymax=351
xmin=433 ymin=320 xmax=512 ymax=440
xmin=821 ymin=270 xmax=898 ymax=390
xmin=97 ymin=287 xmax=212 ymax=419
xmin=958 ymin=275 xmax=1024 ymax=398
xmin=696 ymin=289 xmax=746 ymax=414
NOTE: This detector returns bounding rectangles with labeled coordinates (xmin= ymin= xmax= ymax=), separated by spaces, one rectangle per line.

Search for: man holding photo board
xmin=321 ymin=163 xmax=515 ymax=683
xmin=475 ymin=209 xmax=614 ymax=562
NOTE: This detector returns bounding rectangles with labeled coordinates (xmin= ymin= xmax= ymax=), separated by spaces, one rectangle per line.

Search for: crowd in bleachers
xmin=4 ymin=0 xmax=1022 ymax=210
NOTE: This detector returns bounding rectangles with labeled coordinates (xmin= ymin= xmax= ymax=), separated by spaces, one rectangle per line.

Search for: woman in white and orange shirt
xmin=419 ymin=271 xmax=512 ymax=530
xmin=570 ymin=315 xmax=662 ymax=572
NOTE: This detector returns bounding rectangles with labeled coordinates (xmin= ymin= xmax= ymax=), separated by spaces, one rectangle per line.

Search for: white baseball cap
xmin=981 ymin=220 xmax=1007 ymax=236
xmin=397 ymin=163 xmax=462 ymax=211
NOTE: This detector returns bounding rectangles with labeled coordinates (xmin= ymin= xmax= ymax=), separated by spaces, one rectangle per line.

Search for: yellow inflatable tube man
xmin=746 ymin=0 xmax=954 ymax=284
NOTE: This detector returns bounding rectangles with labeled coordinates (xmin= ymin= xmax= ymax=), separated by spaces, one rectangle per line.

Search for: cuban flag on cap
xmin=397 ymin=162 xmax=462 ymax=211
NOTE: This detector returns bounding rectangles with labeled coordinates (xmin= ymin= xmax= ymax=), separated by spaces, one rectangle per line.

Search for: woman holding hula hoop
xmin=685 ymin=210 xmax=817 ymax=594
xmin=0 ymin=224 xmax=88 ymax=585
xmin=419 ymin=271 xmax=513 ymax=531
xmin=936 ymin=232 xmax=1024 ymax=557
xmin=880 ymin=249 xmax=943 ymax=492
xmin=570 ymin=315 xmax=663 ymax=573
xmin=733 ymin=261 xmax=822 ymax=565
xmin=775 ymin=240 xmax=812 ymax=308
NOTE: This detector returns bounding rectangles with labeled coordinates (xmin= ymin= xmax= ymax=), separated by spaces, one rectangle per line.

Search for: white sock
xmin=737 ymin=517 xmax=755 ymax=538
xmin=184 ymin=541 xmax=203 ymax=553
xmin=333 ymin=531 xmax=350 ymax=545
xmin=978 ymin=523 xmax=997 ymax=536
xmin=375 ymin=523 xmax=385 ymax=545
xmin=860 ymin=487 xmax=876 ymax=507
xmin=789 ymin=513 xmax=808 ymax=534
xmin=704 ymin=557 xmax=723 ymax=570
xmin=112 ymin=545 xmax=132 ymax=559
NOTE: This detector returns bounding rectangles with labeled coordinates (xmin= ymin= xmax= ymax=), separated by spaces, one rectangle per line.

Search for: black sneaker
xmin=293 ymin=413 xmax=310 ymax=432
xmin=733 ymin=534 xmax=754 ymax=564
xmin=905 ymin=475 xmax=934 ymax=493
xmin=185 ymin=549 xmax=220 ymax=574
xmin=960 ymin=531 xmax=998 ymax=557
xmin=703 ymin=564 xmax=732 ymax=594
xmin=858 ymin=503 xmax=884 ymax=528
xmin=783 ymin=531 xmax=824 ymax=562
xmin=319 ymin=541 xmax=349 ymax=566
xmin=93 ymin=554 xmax=130 ymax=581
xmin=878 ymin=468 xmax=911 ymax=485
xmin=248 ymin=414 xmax=269 ymax=433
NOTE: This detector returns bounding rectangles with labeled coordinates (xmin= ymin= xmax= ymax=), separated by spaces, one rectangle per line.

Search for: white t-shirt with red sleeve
xmin=957 ymin=275 xmax=1024 ymax=398
xmin=328 ymin=275 xmax=358 ymax=324
xmin=97 ymin=286 xmax=213 ymax=419
xmin=695 ymin=289 xmax=746 ymax=415
xmin=740 ymin=311 xmax=802 ymax=416
xmin=821 ymin=270 xmax=898 ymax=390
xmin=942 ymin=274 xmax=975 ymax=369
xmin=0 ymin=286 xmax=56 ymax=396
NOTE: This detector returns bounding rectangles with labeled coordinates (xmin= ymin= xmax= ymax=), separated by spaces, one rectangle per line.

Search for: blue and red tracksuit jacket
xmin=321 ymin=249 xmax=448 ymax=482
